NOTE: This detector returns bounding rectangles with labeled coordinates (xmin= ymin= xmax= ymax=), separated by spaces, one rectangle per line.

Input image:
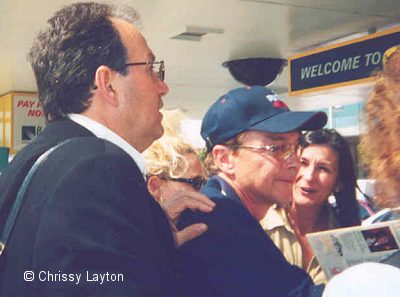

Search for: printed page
xmin=307 ymin=219 xmax=400 ymax=279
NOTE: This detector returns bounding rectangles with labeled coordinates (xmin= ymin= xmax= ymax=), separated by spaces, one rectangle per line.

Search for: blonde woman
xmin=144 ymin=109 xmax=206 ymax=203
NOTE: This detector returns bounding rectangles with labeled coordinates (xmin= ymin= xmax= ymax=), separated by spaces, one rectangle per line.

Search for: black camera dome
xmin=222 ymin=57 xmax=286 ymax=86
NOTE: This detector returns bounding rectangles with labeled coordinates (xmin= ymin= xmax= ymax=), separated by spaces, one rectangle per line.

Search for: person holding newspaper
xmin=262 ymin=129 xmax=361 ymax=285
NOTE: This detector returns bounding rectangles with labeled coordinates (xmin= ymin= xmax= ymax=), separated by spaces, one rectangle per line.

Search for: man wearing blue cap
xmin=176 ymin=86 xmax=328 ymax=297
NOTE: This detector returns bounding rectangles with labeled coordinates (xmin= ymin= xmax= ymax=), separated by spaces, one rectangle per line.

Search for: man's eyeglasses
xmin=164 ymin=176 xmax=207 ymax=190
xmin=124 ymin=60 xmax=165 ymax=81
xmin=231 ymin=144 xmax=299 ymax=160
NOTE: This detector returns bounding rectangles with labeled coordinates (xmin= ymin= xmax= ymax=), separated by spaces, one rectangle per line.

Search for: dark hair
xmin=28 ymin=2 xmax=140 ymax=121
xmin=299 ymin=129 xmax=361 ymax=227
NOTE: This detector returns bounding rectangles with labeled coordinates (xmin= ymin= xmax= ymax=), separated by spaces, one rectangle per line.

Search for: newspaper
xmin=306 ymin=219 xmax=400 ymax=279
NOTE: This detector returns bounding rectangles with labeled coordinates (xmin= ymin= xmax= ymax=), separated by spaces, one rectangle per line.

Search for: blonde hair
xmin=144 ymin=109 xmax=198 ymax=178
xmin=360 ymin=46 xmax=400 ymax=207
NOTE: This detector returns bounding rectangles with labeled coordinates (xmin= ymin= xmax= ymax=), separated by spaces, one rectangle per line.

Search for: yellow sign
xmin=0 ymin=92 xmax=45 ymax=154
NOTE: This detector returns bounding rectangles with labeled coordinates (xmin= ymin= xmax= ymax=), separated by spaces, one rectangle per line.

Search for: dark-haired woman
xmin=261 ymin=129 xmax=361 ymax=285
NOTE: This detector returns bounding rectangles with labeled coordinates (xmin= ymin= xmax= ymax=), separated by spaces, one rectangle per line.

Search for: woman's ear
xmin=147 ymin=175 xmax=163 ymax=202
xmin=212 ymin=145 xmax=235 ymax=176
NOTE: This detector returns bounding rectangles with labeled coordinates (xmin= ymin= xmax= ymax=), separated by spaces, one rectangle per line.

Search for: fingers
xmin=162 ymin=190 xmax=215 ymax=221
xmin=175 ymin=223 xmax=208 ymax=247
xmin=162 ymin=189 xmax=215 ymax=246
xmin=182 ymin=190 xmax=216 ymax=208
xmin=173 ymin=194 xmax=215 ymax=213
xmin=166 ymin=189 xmax=215 ymax=209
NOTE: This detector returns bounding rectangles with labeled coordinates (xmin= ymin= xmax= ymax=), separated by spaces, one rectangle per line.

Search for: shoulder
xmin=35 ymin=137 xmax=143 ymax=185
xmin=24 ymin=137 xmax=147 ymax=210
xmin=55 ymin=136 xmax=129 ymax=156
xmin=47 ymin=137 xmax=140 ymax=174
xmin=178 ymin=193 xmax=251 ymax=232
xmin=179 ymin=177 xmax=262 ymax=234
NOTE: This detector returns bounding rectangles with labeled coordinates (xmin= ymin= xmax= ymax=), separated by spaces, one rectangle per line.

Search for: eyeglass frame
xmin=162 ymin=176 xmax=207 ymax=190
xmin=230 ymin=143 xmax=299 ymax=160
xmin=124 ymin=60 xmax=165 ymax=81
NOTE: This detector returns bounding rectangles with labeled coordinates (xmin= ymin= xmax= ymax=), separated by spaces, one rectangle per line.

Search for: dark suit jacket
xmin=0 ymin=120 xmax=176 ymax=297
xmin=176 ymin=176 xmax=323 ymax=297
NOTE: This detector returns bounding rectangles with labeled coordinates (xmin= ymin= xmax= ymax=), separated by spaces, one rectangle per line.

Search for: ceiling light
xmin=170 ymin=25 xmax=223 ymax=41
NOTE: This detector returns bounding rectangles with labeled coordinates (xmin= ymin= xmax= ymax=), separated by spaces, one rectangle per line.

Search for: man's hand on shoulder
xmin=161 ymin=190 xmax=215 ymax=247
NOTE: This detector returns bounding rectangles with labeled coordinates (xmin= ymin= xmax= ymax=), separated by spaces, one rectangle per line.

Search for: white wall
xmin=282 ymin=82 xmax=373 ymax=136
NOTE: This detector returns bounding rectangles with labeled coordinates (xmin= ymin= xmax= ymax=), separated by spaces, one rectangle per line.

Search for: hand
xmin=161 ymin=189 xmax=215 ymax=247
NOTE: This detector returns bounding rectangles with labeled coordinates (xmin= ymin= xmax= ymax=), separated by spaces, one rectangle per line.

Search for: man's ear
xmin=147 ymin=175 xmax=163 ymax=202
xmin=93 ymin=65 xmax=118 ymax=107
xmin=212 ymin=145 xmax=235 ymax=175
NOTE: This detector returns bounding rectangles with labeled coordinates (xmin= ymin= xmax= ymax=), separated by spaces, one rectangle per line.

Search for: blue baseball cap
xmin=201 ymin=86 xmax=327 ymax=150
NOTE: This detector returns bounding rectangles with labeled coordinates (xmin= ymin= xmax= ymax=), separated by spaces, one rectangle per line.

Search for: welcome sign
xmin=288 ymin=27 xmax=400 ymax=95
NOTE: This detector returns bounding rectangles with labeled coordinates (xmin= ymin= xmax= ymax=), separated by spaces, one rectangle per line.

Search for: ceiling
xmin=1 ymin=0 xmax=399 ymax=119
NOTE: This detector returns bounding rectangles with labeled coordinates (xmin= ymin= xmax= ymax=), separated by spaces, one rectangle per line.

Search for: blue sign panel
xmin=289 ymin=27 xmax=400 ymax=95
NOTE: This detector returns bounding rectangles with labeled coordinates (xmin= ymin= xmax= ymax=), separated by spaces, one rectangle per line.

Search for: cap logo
xmin=265 ymin=94 xmax=278 ymax=102
xmin=266 ymin=94 xmax=288 ymax=109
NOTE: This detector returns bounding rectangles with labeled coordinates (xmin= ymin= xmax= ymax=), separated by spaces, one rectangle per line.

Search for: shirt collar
xmin=260 ymin=204 xmax=294 ymax=232
xmin=67 ymin=113 xmax=147 ymax=177
xmin=259 ymin=203 xmax=340 ymax=233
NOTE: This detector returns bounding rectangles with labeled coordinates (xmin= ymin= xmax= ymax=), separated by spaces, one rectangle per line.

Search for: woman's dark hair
xmin=299 ymin=129 xmax=361 ymax=227
xmin=28 ymin=3 xmax=140 ymax=121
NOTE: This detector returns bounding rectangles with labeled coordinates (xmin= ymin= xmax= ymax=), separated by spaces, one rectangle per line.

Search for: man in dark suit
xmin=0 ymin=3 xmax=214 ymax=296
xmin=176 ymin=86 xmax=328 ymax=297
